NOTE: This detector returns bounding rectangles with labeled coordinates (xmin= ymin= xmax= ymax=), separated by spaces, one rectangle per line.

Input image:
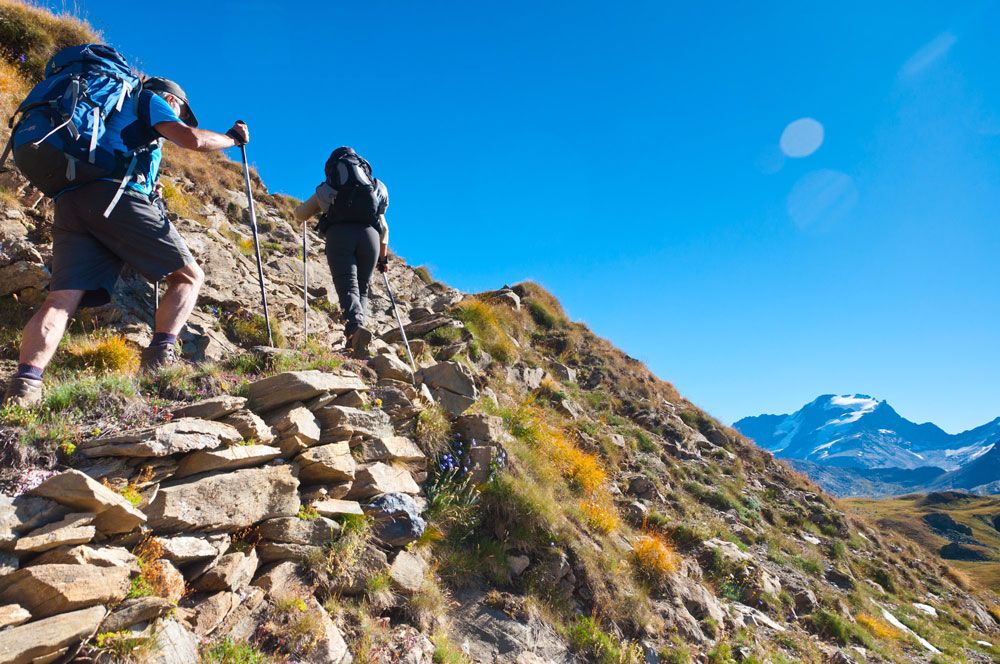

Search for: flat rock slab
xmin=266 ymin=403 xmax=322 ymax=456
xmin=145 ymin=618 xmax=200 ymax=664
xmin=248 ymin=370 xmax=367 ymax=412
xmin=390 ymin=550 xmax=428 ymax=594
xmin=0 ymin=606 xmax=106 ymax=664
xmin=153 ymin=535 xmax=229 ymax=564
xmin=192 ymin=549 xmax=258 ymax=593
xmin=1 ymin=496 xmax=69 ymax=551
xmin=175 ymin=444 xmax=282 ymax=479
xmin=101 ymin=596 xmax=175 ymax=633
xmin=252 ymin=560 xmax=310 ymax=595
xmin=172 ymin=396 xmax=247 ymax=421
xmin=298 ymin=442 xmax=357 ymax=483
xmin=349 ymin=463 xmax=421 ymax=500
xmin=358 ymin=436 xmax=426 ymax=464
xmin=421 ymin=361 xmax=477 ymax=398
xmin=369 ymin=353 xmax=414 ymax=383
xmin=0 ymin=564 xmax=130 ymax=618
xmin=0 ymin=604 xmax=29 ymax=629
xmin=313 ymin=405 xmax=394 ymax=443
xmin=433 ymin=387 xmax=476 ymax=417
xmin=32 ymin=545 xmax=139 ymax=571
xmin=189 ymin=591 xmax=237 ymax=637
xmin=79 ymin=418 xmax=242 ymax=458
xmin=222 ymin=409 xmax=275 ymax=445
xmin=14 ymin=513 xmax=95 ymax=554
xmin=28 ymin=469 xmax=146 ymax=535
xmin=256 ymin=541 xmax=321 ymax=564
xmin=258 ymin=516 xmax=341 ymax=546
xmin=146 ymin=465 xmax=300 ymax=533
xmin=313 ymin=499 xmax=364 ymax=517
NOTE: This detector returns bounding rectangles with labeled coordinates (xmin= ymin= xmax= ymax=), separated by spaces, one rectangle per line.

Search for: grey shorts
xmin=51 ymin=181 xmax=194 ymax=307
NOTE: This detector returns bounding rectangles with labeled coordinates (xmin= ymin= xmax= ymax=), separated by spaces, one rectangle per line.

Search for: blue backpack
xmin=0 ymin=44 xmax=143 ymax=201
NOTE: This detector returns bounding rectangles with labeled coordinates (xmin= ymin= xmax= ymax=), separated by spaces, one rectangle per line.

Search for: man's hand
xmin=226 ymin=121 xmax=250 ymax=146
xmin=153 ymin=181 xmax=165 ymax=200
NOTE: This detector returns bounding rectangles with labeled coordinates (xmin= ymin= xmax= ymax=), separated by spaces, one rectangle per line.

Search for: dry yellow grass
xmin=633 ymin=534 xmax=679 ymax=581
xmin=65 ymin=335 xmax=139 ymax=374
xmin=580 ymin=498 xmax=621 ymax=534
xmin=454 ymin=298 xmax=518 ymax=365
xmin=856 ymin=613 xmax=902 ymax=640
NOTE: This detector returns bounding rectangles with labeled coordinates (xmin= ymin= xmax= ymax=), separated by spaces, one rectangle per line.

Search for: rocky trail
xmin=2 ymin=2 xmax=1000 ymax=663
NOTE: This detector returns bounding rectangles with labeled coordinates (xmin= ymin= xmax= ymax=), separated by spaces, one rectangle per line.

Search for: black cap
xmin=144 ymin=77 xmax=198 ymax=127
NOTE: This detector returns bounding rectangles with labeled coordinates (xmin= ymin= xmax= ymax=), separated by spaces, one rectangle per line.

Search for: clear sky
xmin=55 ymin=0 xmax=1000 ymax=432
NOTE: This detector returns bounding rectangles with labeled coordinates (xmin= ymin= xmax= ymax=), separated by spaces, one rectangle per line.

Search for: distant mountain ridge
xmin=735 ymin=394 xmax=1000 ymax=496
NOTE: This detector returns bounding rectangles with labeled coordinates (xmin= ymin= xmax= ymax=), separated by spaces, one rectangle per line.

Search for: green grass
xmin=44 ymin=374 xmax=135 ymax=413
xmin=808 ymin=609 xmax=853 ymax=645
xmin=202 ymin=639 xmax=272 ymax=664
xmin=222 ymin=311 xmax=285 ymax=348
xmin=566 ymin=616 xmax=641 ymax=664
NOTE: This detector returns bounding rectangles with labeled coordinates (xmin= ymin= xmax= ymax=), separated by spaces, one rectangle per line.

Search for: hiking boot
xmin=348 ymin=326 xmax=373 ymax=355
xmin=2 ymin=376 xmax=43 ymax=408
xmin=140 ymin=344 xmax=177 ymax=372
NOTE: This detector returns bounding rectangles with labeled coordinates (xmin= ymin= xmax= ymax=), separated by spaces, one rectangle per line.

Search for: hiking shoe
xmin=2 ymin=376 xmax=43 ymax=408
xmin=140 ymin=344 xmax=177 ymax=372
xmin=348 ymin=326 xmax=373 ymax=355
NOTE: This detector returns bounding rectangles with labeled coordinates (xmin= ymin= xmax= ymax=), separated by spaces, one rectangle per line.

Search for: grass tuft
xmin=633 ymin=534 xmax=680 ymax=583
xmin=63 ymin=334 xmax=139 ymax=374
xmin=453 ymin=299 xmax=517 ymax=365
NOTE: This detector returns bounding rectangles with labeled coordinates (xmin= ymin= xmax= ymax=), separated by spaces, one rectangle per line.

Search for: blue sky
xmin=58 ymin=1 xmax=1000 ymax=432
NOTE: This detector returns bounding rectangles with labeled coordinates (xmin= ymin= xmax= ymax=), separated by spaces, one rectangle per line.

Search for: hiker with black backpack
xmin=0 ymin=44 xmax=250 ymax=407
xmin=294 ymin=147 xmax=389 ymax=354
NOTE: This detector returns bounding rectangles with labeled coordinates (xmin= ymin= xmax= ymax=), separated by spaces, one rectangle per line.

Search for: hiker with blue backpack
xmin=0 ymin=44 xmax=250 ymax=407
xmin=294 ymin=147 xmax=390 ymax=354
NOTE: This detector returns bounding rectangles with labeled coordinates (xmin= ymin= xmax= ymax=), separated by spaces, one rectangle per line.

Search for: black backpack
xmin=317 ymin=147 xmax=382 ymax=233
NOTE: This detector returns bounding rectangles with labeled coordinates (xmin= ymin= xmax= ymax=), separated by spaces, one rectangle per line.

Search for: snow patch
xmin=880 ymin=607 xmax=940 ymax=654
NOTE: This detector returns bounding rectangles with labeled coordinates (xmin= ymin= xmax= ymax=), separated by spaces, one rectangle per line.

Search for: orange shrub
xmin=633 ymin=534 xmax=679 ymax=582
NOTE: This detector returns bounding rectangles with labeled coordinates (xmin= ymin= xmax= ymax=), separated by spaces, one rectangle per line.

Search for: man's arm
xmin=155 ymin=121 xmax=248 ymax=152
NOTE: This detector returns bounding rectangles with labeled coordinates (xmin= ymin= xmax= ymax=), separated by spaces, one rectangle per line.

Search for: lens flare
xmin=780 ymin=117 xmax=824 ymax=158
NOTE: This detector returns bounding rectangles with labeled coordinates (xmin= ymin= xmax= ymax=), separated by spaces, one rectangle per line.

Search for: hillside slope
xmin=845 ymin=492 xmax=1000 ymax=595
xmin=1 ymin=3 xmax=999 ymax=663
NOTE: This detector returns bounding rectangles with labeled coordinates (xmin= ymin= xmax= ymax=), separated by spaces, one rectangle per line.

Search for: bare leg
xmin=18 ymin=290 xmax=85 ymax=370
xmin=154 ymin=262 xmax=204 ymax=335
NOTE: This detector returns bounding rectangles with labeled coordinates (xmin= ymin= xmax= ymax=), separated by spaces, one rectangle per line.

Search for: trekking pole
xmin=237 ymin=134 xmax=273 ymax=347
xmin=381 ymin=271 xmax=416 ymax=375
xmin=153 ymin=280 xmax=159 ymax=315
xmin=302 ymin=221 xmax=308 ymax=346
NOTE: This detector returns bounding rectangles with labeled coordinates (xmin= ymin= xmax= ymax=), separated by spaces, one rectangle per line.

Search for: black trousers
xmin=324 ymin=223 xmax=379 ymax=335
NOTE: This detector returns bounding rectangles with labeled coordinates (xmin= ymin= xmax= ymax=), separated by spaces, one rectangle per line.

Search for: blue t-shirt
xmin=100 ymin=90 xmax=184 ymax=196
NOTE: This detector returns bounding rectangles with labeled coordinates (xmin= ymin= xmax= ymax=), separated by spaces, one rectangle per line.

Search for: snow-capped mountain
xmin=734 ymin=395 xmax=1000 ymax=496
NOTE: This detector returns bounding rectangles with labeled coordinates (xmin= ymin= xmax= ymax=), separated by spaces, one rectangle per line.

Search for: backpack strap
xmin=102 ymin=153 xmax=139 ymax=218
